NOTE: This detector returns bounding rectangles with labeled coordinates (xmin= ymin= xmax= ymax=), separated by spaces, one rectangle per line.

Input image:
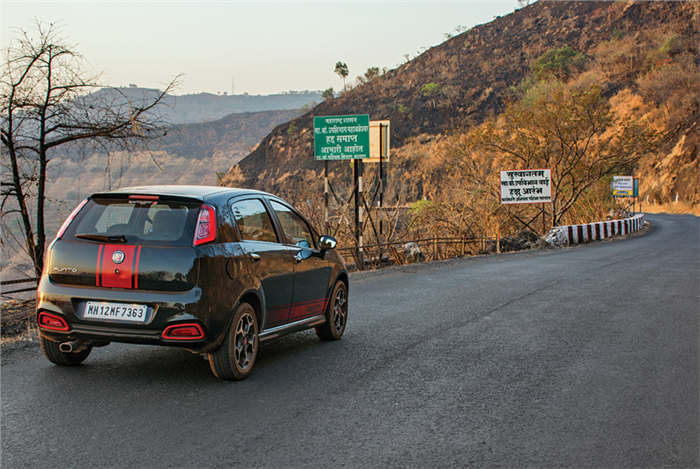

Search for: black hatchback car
xmin=36 ymin=185 xmax=348 ymax=380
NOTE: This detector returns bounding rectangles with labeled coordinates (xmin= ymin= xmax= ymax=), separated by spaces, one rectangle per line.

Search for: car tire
xmin=315 ymin=281 xmax=348 ymax=341
xmin=39 ymin=335 xmax=92 ymax=366
xmin=209 ymin=302 xmax=258 ymax=380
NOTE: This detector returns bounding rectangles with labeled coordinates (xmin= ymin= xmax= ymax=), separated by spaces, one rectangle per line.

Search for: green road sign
xmin=314 ymin=115 xmax=370 ymax=160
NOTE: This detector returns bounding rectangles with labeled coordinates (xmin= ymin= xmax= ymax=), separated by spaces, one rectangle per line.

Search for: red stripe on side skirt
xmin=288 ymin=298 xmax=329 ymax=322
xmin=96 ymin=244 xmax=105 ymax=286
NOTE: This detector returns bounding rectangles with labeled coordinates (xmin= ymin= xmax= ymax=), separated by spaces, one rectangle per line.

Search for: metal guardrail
xmin=337 ymin=236 xmax=498 ymax=268
xmin=1 ymin=277 xmax=39 ymax=296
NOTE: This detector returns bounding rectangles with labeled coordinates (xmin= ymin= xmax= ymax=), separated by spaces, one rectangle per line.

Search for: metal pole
xmin=379 ymin=123 xmax=384 ymax=236
xmin=542 ymin=203 xmax=546 ymax=235
xmin=358 ymin=158 xmax=364 ymax=269
xmin=324 ymin=161 xmax=329 ymax=234
xmin=354 ymin=159 xmax=361 ymax=270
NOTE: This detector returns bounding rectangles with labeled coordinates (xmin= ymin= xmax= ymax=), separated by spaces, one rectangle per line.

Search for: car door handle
xmin=248 ymin=253 xmax=261 ymax=263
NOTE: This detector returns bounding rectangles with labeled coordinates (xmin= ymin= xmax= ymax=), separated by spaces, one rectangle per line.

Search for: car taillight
xmin=162 ymin=323 xmax=205 ymax=340
xmin=128 ymin=195 xmax=159 ymax=201
xmin=193 ymin=204 xmax=216 ymax=246
xmin=38 ymin=311 xmax=70 ymax=331
xmin=55 ymin=198 xmax=89 ymax=240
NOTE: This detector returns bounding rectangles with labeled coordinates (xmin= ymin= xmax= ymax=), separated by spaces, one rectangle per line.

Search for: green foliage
xmin=355 ymin=67 xmax=382 ymax=87
xmin=287 ymin=123 xmax=297 ymax=135
xmin=322 ymin=87 xmax=334 ymax=100
xmin=508 ymin=75 xmax=538 ymax=100
xmin=334 ymin=61 xmax=349 ymax=78
xmin=421 ymin=82 xmax=441 ymax=96
xmin=408 ymin=199 xmax=436 ymax=228
xmin=531 ymin=46 xmax=588 ymax=82
xmin=660 ymin=34 xmax=680 ymax=54
xmin=334 ymin=61 xmax=349 ymax=88
xmin=410 ymin=199 xmax=434 ymax=215
xmin=422 ymin=83 xmax=442 ymax=109
xmin=395 ymin=104 xmax=410 ymax=115
xmin=364 ymin=67 xmax=380 ymax=81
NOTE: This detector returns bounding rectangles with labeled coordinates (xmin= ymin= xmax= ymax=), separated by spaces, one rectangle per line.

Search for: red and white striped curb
xmin=546 ymin=214 xmax=646 ymax=247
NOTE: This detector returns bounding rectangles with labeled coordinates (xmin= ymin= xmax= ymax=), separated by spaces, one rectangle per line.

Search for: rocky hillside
xmin=221 ymin=1 xmax=699 ymax=208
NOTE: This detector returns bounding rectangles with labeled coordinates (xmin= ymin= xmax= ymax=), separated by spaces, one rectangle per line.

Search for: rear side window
xmin=63 ymin=197 xmax=200 ymax=246
xmin=231 ymin=199 xmax=278 ymax=243
xmin=269 ymin=200 xmax=315 ymax=247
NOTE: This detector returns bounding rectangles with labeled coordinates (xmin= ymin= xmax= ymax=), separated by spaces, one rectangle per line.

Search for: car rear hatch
xmin=48 ymin=193 xmax=202 ymax=292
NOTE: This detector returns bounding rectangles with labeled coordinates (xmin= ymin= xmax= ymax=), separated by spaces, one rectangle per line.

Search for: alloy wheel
xmin=234 ymin=313 xmax=256 ymax=370
xmin=332 ymin=288 xmax=347 ymax=333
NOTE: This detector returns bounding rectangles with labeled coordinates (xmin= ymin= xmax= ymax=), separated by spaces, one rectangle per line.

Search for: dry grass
xmin=1 ymin=319 xmax=39 ymax=346
xmin=641 ymin=202 xmax=699 ymax=216
xmin=1 ymin=298 xmax=38 ymax=345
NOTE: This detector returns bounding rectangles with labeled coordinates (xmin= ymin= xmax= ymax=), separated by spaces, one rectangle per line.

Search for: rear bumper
xmin=37 ymin=276 xmax=211 ymax=351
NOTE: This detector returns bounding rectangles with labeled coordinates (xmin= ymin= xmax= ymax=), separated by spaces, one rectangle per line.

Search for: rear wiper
xmin=75 ymin=233 xmax=127 ymax=243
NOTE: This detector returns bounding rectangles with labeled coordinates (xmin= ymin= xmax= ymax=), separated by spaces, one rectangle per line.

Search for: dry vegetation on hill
xmin=221 ymin=0 xmax=698 ymax=249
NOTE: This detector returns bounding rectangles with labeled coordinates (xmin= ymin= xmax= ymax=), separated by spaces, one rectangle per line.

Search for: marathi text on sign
xmin=314 ymin=115 xmax=370 ymax=160
xmin=500 ymin=169 xmax=552 ymax=204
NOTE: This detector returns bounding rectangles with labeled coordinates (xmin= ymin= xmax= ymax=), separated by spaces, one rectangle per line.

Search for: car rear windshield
xmin=61 ymin=195 xmax=201 ymax=247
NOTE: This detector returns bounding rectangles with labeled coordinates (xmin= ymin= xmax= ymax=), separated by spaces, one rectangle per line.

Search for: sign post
xmin=314 ymin=115 xmax=370 ymax=269
xmin=366 ymin=121 xmax=390 ymax=235
xmin=500 ymin=169 xmax=552 ymax=234
xmin=611 ymin=175 xmax=637 ymax=215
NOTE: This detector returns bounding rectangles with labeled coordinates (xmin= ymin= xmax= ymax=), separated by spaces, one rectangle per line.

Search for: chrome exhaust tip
xmin=59 ymin=340 xmax=86 ymax=353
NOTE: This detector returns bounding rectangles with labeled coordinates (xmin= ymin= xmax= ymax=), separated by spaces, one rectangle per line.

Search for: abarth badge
xmin=112 ymin=250 xmax=125 ymax=264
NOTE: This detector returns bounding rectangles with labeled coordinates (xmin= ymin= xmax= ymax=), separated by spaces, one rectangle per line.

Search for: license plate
xmin=84 ymin=301 xmax=148 ymax=323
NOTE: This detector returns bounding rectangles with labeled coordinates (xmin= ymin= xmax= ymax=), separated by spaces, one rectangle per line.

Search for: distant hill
xmin=221 ymin=1 xmax=698 ymax=209
xmin=92 ymin=87 xmax=321 ymax=124
xmin=45 ymin=109 xmax=299 ymax=209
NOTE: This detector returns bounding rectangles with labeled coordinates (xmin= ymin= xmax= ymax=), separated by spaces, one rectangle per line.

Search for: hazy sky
xmin=3 ymin=1 xmax=522 ymax=96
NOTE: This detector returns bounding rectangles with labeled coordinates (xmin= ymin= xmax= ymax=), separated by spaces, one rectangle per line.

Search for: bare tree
xmin=1 ymin=21 xmax=179 ymax=276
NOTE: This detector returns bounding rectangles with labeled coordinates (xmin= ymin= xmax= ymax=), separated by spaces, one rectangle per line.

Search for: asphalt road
xmin=2 ymin=214 xmax=698 ymax=468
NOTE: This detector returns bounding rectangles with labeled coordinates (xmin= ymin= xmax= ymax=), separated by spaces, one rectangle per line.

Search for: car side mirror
xmin=318 ymin=235 xmax=337 ymax=259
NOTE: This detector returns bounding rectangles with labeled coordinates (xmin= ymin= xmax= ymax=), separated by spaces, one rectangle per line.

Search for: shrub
xmin=531 ymin=46 xmax=588 ymax=82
